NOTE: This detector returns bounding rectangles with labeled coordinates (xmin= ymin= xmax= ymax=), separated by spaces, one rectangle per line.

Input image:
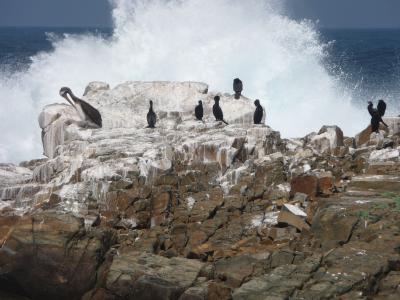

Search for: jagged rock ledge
xmin=1 ymin=81 xmax=400 ymax=299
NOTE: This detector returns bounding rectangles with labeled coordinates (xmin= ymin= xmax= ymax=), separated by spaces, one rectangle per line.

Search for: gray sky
xmin=1 ymin=0 xmax=400 ymax=28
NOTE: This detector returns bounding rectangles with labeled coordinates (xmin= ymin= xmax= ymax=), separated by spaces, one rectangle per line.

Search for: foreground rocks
xmin=1 ymin=81 xmax=400 ymax=299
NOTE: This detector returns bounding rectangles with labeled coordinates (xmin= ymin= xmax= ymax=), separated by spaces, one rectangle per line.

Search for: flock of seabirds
xmin=59 ymin=78 xmax=388 ymax=134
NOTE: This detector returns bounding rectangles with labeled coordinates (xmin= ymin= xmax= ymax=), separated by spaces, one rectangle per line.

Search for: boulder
xmin=309 ymin=125 xmax=344 ymax=155
xmin=0 ymin=164 xmax=31 ymax=185
xmin=290 ymin=174 xmax=318 ymax=199
xmin=0 ymin=212 xmax=115 ymax=299
xmin=383 ymin=116 xmax=400 ymax=135
xmin=104 ymin=251 xmax=204 ymax=299
xmin=278 ymin=211 xmax=310 ymax=231
xmin=369 ymin=148 xmax=400 ymax=162
xmin=355 ymin=124 xmax=388 ymax=148
xmin=214 ymin=254 xmax=266 ymax=288
xmin=315 ymin=171 xmax=335 ymax=195
xmin=312 ymin=205 xmax=359 ymax=250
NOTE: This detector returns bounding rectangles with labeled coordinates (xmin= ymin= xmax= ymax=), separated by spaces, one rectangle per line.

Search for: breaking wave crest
xmin=0 ymin=0 xmax=365 ymax=163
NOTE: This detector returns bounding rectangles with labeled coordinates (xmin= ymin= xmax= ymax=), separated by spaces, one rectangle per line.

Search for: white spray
xmin=0 ymin=0 xmax=365 ymax=163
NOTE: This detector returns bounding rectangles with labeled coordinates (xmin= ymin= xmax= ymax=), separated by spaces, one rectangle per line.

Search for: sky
xmin=1 ymin=0 xmax=400 ymax=28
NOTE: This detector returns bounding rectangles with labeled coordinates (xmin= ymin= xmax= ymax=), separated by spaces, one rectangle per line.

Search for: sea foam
xmin=0 ymin=0 xmax=365 ymax=163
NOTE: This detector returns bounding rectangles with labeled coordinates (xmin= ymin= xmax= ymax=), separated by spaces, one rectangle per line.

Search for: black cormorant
xmin=195 ymin=100 xmax=203 ymax=121
xmin=213 ymin=96 xmax=228 ymax=125
xmin=233 ymin=78 xmax=243 ymax=99
xmin=147 ymin=100 xmax=157 ymax=128
xmin=254 ymin=99 xmax=263 ymax=124
xmin=368 ymin=100 xmax=388 ymax=133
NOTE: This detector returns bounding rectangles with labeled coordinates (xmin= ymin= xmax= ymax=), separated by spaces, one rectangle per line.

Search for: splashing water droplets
xmin=0 ymin=0 xmax=365 ymax=163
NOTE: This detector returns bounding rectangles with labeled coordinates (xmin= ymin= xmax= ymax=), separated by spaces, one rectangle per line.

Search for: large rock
xmin=103 ymin=251 xmax=204 ymax=299
xmin=0 ymin=212 xmax=115 ymax=299
xmin=383 ymin=116 xmax=400 ymax=135
xmin=369 ymin=148 xmax=400 ymax=162
xmin=39 ymin=81 xmax=262 ymax=159
xmin=355 ymin=124 xmax=389 ymax=148
xmin=309 ymin=125 xmax=344 ymax=155
xmin=4 ymin=81 xmax=283 ymax=218
xmin=290 ymin=174 xmax=318 ymax=199
xmin=0 ymin=164 xmax=32 ymax=189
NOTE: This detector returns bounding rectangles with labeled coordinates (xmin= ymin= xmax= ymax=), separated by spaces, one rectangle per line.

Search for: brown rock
xmin=179 ymin=286 xmax=207 ymax=300
xmin=312 ymin=206 xmax=359 ymax=250
xmin=190 ymin=242 xmax=215 ymax=259
xmin=0 ymin=213 xmax=115 ymax=299
xmin=316 ymin=172 xmax=334 ymax=195
xmin=207 ymin=281 xmax=232 ymax=300
xmin=171 ymin=224 xmax=188 ymax=254
xmin=278 ymin=211 xmax=310 ymax=231
xmin=343 ymin=137 xmax=356 ymax=148
xmin=152 ymin=192 xmax=171 ymax=214
xmin=104 ymin=251 xmax=204 ymax=299
xmin=267 ymin=227 xmax=297 ymax=241
xmin=185 ymin=227 xmax=209 ymax=258
xmin=105 ymin=190 xmax=133 ymax=213
xmin=290 ymin=174 xmax=318 ymax=199
xmin=214 ymin=254 xmax=266 ymax=288
xmin=82 ymin=288 xmax=115 ymax=300
xmin=355 ymin=124 xmax=389 ymax=147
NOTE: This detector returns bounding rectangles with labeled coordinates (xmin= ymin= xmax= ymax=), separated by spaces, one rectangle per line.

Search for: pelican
xmin=59 ymin=87 xmax=102 ymax=128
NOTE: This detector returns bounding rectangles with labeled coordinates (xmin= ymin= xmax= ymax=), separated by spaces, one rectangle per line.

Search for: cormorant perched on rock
xmin=368 ymin=100 xmax=388 ymax=133
xmin=233 ymin=78 xmax=243 ymax=99
xmin=254 ymin=99 xmax=263 ymax=124
xmin=59 ymin=87 xmax=102 ymax=128
xmin=195 ymin=100 xmax=203 ymax=121
xmin=147 ymin=100 xmax=157 ymax=128
xmin=213 ymin=96 xmax=228 ymax=125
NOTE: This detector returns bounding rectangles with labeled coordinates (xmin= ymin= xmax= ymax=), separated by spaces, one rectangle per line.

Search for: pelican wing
xmin=80 ymin=100 xmax=102 ymax=128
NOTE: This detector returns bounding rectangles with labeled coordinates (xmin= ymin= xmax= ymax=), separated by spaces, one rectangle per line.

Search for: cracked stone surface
xmin=1 ymin=81 xmax=400 ymax=299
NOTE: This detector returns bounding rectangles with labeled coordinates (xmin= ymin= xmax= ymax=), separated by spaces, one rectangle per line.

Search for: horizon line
xmin=1 ymin=25 xmax=400 ymax=30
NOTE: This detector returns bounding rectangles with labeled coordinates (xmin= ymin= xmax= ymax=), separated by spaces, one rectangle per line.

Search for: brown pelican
xmin=59 ymin=87 xmax=102 ymax=128
xmin=147 ymin=100 xmax=157 ymax=128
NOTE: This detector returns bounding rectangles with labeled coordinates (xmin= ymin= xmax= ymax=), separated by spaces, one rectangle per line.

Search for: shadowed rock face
xmin=0 ymin=213 xmax=115 ymax=300
xmin=2 ymin=81 xmax=400 ymax=299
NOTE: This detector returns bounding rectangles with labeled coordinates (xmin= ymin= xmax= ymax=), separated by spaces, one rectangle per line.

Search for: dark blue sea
xmin=0 ymin=27 xmax=112 ymax=73
xmin=321 ymin=29 xmax=400 ymax=102
xmin=1 ymin=27 xmax=400 ymax=102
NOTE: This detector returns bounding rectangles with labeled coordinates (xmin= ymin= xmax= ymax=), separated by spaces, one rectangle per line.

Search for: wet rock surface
xmin=1 ymin=81 xmax=400 ymax=299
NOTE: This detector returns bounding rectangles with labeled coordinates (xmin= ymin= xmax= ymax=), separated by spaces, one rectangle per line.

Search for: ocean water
xmin=322 ymin=29 xmax=400 ymax=105
xmin=2 ymin=27 xmax=399 ymax=102
xmin=0 ymin=27 xmax=112 ymax=73
xmin=0 ymin=0 xmax=400 ymax=164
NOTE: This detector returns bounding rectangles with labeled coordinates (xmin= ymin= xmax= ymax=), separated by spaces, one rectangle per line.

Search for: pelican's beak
xmin=60 ymin=89 xmax=75 ymax=108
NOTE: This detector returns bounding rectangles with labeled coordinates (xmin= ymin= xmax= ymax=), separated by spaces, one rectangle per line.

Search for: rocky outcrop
xmin=0 ymin=213 xmax=115 ymax=299
xmin=2 ymin=81 xmax=400 ymax=299
xmin=310 ymin=125 xmax=344 ymax=155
